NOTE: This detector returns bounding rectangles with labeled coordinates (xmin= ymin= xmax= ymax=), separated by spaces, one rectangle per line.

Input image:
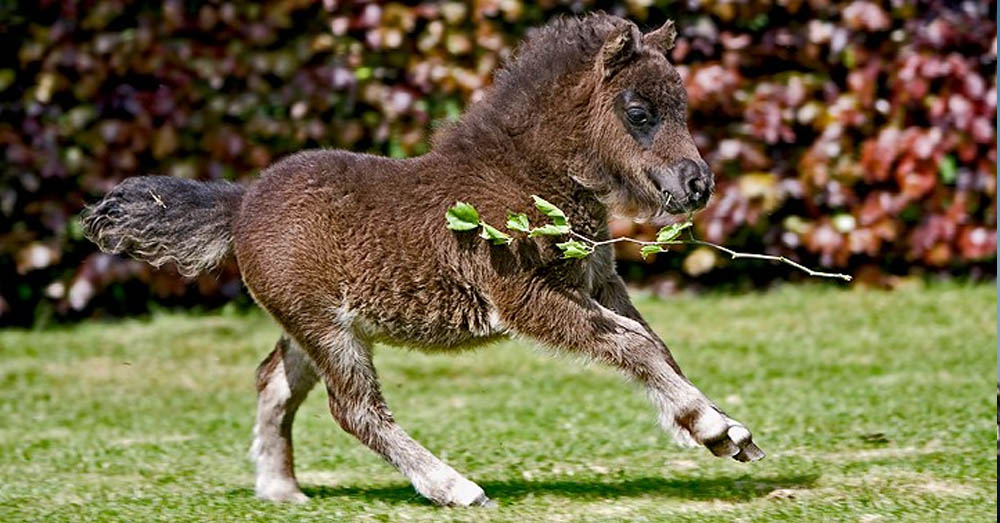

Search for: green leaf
xmin=640 ymin=245 xmax=665 ymax=259
xmin=505 ymin=212 xmax=531 ymax=233
xmin=531 ymin=195 xmax=568 ymax=226
xmin=748 ymin=13 xmax=769 ymax=31
xmin=938 ymin=155 xmax=957 ymax=185
xmin=656 ymin=220 xmax=693 ymax=243
xmin=445 ymin=201 xmax=480 ymax=231
xmin=557 ymin=240 xmax=593 ymax=259
xmin=528 ymin=224 xmax=571 ymax=237
xmin=479 ymin=222 xmax=512 ymax=245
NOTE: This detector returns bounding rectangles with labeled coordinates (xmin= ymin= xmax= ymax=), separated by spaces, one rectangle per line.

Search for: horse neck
xmin=422 ymin=73 xmax=608 ymax=228
xmin=421 ymin=135 xmax=607 ymax=238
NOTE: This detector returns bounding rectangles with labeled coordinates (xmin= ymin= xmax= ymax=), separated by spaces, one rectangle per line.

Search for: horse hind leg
xmin=251 ymin=334 xmax=319 ymax=503
xmin=303 ymin=321 xmax=490 ymax=507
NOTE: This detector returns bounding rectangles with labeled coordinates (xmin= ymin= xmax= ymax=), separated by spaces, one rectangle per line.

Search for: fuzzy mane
xmin=432 ymin=13 xmax=627 ymax=153
xmin=488 ymin=13 xmax=625 ymax=110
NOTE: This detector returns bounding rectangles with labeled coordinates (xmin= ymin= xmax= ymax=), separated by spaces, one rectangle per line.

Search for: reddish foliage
xmin=0 ymin=0 xmax=995 ymax=324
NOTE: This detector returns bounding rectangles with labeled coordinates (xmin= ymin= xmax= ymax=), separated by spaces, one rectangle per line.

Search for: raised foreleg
xmin=500 ymin=282 xmax=764 ymax=461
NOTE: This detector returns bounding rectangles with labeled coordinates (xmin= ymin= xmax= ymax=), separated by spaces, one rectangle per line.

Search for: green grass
xmin=0 ymin=283 xmax=995 ymax=521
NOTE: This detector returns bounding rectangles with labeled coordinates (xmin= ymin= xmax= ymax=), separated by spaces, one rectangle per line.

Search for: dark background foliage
xmin=1 ymin=0 xmax=995 ymax=326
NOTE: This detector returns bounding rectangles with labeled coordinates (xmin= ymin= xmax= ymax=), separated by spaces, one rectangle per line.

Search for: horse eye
xmin=626 ymin=107 xmax=649 ymax=126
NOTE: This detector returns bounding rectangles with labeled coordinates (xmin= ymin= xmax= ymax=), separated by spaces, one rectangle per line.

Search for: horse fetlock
xmin=255 ymin=476 xmax=308 ymax=503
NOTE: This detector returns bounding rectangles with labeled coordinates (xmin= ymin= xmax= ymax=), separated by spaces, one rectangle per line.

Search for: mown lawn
xmin=0 ymin=283 xmax=995 ymax=521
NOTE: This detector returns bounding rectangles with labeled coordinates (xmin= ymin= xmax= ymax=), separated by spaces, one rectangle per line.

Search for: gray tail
xmin=82 ymin=176 xmax=246 ymax=277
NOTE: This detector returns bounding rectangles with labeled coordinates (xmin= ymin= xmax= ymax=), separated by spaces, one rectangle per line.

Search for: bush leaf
xmin=531 ymin=195 xmax=568 ymax=226
xmin=506 ymin=212 xmax=531 ymax=233
xmin=656 ymin=220 xmax=693 ymax=243
xmin=557 ymin=240 xmax=593 ymax=259
xmin=528 ymin=224 xmax=571 ymax=237
xmin=445 ymin=201 xmax=480 ymax=231
xmin=938 ymin=155 xmax=957 ymax=184
xmin=479 ymin=222 xmax=513 ymax=245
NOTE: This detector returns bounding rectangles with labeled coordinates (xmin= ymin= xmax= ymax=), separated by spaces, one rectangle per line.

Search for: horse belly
xmin=355 ymin=289 xmax=507 ymax=351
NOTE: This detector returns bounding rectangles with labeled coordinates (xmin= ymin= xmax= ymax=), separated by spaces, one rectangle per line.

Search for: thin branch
xmin=684 ymin=240 xmax=853 ymax=281
xmin=569 ymin=230 xmax=647 ymax=247
xmin=569 ymin=230 xmax=852 ymax=282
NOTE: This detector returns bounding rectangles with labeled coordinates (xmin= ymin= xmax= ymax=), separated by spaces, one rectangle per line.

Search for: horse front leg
xmin=500 ymin=283 xmax=764 ymax=461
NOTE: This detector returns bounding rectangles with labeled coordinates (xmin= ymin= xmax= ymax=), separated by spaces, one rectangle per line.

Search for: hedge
xmin=0 ymin=0 xmax=995 ymax=325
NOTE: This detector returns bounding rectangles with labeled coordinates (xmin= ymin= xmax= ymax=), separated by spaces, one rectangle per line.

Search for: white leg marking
xmin=252 ymin=338 xmax=317 ymax=503
xmin=409 ymin=462 xmax=486 ymax=507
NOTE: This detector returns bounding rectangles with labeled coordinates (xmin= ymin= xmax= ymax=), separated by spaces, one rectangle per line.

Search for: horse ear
xmin=644 ymin=19 xmax=677 ymax=52
xmin=599 ymin=24 xmax=641 ymax=79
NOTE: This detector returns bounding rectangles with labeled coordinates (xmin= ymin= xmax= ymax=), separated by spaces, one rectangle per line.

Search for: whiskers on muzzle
xmin=649 ymin=159 xmax=715 ymax=215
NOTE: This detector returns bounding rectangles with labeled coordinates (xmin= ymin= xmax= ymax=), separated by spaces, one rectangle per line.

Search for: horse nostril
xmin=686 ymin=175 xmax=704 ymax=197
xmin=658 ymin=159 xmax=713 ymax=209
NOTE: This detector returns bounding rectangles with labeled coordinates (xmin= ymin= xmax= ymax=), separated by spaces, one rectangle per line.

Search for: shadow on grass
xmin=243 ymin=473 xmax=820 ymax=506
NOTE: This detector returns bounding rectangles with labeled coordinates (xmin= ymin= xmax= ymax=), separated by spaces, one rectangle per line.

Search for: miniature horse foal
xmin=84 ymin=14 xmax=762 ymax=507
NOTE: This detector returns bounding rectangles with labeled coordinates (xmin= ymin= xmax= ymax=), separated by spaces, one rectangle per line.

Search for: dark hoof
xmin=706 ymin=425 xmax=764 ymax=462
xmin=706 ymin=435 xmax=740 ymax=458
xmin=733 ymin=439 xmax=765 ymax=462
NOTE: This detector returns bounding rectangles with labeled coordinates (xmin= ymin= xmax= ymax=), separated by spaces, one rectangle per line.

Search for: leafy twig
xmin=446 ymin=196 xmax=852 ymax=282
